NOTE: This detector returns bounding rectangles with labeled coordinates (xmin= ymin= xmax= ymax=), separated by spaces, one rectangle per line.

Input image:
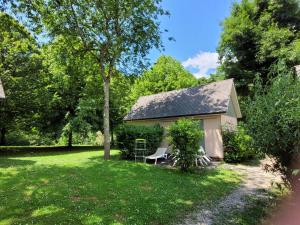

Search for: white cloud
xmin=182 ymin=52 xmax=219 ymax=78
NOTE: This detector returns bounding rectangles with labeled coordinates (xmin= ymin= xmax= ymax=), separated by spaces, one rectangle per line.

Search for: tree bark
xmin=68 ymin=129 xmax=73 ymax=148
xmin=0 ymin=127 xmax=6 ymax=146
xmin=103 ymin=77 xmax=111 ymax=159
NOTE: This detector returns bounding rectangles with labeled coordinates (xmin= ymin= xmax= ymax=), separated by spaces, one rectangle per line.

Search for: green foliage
xmin=0 ymin=12 xmax=45 ymax=145
xmin=40 ymin=36 xmax=89 ymax=146
xmin=11 ymin=0 xmax=168 ymax=70
xmin=168 ymin=119 xmax=203 ymax=172
xmin=245 ymin=74 xmax=300 ymax=178
xmin=0 ymin=146 xmax=100 ymax=155
xmin=218 ymin=0 xmax=300 ymax=95
xmin=5 ymin=130 xmax=54 ymax=146
xmin=110 ymin=72 xmax=135 ymax=137
xmin=223 ymin=125 xmax=256 ymax=163
xmin=115 ymin=124 xmax=164 ymax=159
xmin=197 ymin=72 xmax=225 ymax=86
xmin=57 ymin=131 xmax=104 ymax=146
xmin=5 ymin=131 xmax=31 ymax=146
xmin=0 ymin=16 xmax=135 ymax=147
xmin=129 ymin=55 xmax=198 ymax=105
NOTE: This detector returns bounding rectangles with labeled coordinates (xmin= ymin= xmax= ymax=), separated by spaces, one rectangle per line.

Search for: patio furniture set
xmin=134 ymin=139 xmax=211 ymax=166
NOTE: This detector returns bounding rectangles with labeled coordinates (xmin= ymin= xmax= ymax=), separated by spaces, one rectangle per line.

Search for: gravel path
xmin=177 ymin=159 xmax=281 ymax=225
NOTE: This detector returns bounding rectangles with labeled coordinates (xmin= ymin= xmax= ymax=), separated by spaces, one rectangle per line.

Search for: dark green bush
xmin=5 ymin=131 xmax=30 ymax=146
xmin=246 ymin=74 xmax=300 ymax=180
xmin=0 ymin=146 xmax=101 ymax=155
xmin=5 ymin=130 xmax=54 ymax=146
xmin=115 ymin=124 xmax=164 ymax=159
xmin=168 ymin=119 xmax=203 ymax=172
xmin=223 ymin=125 xmax=255 ymax=163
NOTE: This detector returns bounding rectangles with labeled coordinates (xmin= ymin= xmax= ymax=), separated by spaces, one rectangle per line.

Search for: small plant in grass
xmin=222 ymin=124 xmax=256 ymax=163
xmin=168 ymin=119 xmax=203 ymax=172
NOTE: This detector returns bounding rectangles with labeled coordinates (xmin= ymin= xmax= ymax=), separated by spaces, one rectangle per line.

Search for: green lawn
xmin=0 ymin=150 xmax=241 ymax=225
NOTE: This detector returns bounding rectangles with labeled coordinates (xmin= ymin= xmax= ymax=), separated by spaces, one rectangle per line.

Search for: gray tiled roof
xmin=124 ymin=79 xmax=234 ymax=121
xmin=0 ymin=79 xmax=5 ymax=100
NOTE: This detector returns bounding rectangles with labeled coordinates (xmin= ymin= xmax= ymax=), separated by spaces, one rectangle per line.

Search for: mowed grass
xmin=0 ymin=150 xmax=241 ymax=225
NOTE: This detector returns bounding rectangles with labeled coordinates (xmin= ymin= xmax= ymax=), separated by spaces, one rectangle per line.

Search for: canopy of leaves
xmin=0 ymin=12 xmax=44 ymax=144
xmin=218 ymin=0 xmax=300 ymax=95
xmin=39 ymin=36 xmax=96 ymax=144
xmin=129 ymin=55 xmax=198 ymax=104
xmin=10 ymin=0 xmax=168 ymax=74
xmin=197 ymin=72 xmax=225 ymax=86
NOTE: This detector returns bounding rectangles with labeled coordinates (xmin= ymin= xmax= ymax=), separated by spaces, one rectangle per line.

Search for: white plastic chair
xmin=144 ymin=148 xmax=168 ymax=165
xmin=195 ymin=147 xmax=211 ymax=166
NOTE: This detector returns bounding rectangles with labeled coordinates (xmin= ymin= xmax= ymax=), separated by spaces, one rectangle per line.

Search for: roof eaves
xmin=123 ymin=111 xmax=227 ymax=121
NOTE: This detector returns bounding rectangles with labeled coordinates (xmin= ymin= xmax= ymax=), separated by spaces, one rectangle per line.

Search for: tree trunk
xmin=0 ymin=127 xmax=6 ymax=146
xmin=68 ymin=129 xmax=73 ymax=148
xmin=103 ymin=78 xmax=111 ymax=159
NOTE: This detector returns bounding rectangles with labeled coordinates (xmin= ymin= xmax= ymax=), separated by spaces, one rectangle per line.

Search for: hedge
xmin=222 ymin=125 xmax=256 ymax=163
xmin=0 ymin=145 xmax=103 ymax=155
xmin=115 ymin=124 xmax=164 ymax=159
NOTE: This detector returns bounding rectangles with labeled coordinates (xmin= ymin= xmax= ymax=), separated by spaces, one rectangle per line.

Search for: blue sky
xmin=148 ymin=0 xmax=236 ymax=78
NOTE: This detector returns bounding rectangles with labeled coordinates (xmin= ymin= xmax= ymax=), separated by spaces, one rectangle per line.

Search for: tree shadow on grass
xmin=88 ymin=153 xmax=121 ymax=162
xmin=0 ymin=157 xmax=241 ymax=225
xmin=0 ymin=158 xmax=36 ymax=168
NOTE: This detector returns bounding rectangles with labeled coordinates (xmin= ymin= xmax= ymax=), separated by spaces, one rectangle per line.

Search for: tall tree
xmin=129 ymin=55 xmax=198 ymax=104
xmin=41 ymin=36 xmax=89 ymax=147
xmin=7 ymin=0 xmax=168 ymax=158
xmin=218 ymin=0 xmax=300 ymax=95
xmin=0 ymin=12 xmax=43 ymax=145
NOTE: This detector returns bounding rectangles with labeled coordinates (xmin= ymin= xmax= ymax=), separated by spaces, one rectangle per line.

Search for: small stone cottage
xmin=124 ymin=79 xmax=242 ymax=159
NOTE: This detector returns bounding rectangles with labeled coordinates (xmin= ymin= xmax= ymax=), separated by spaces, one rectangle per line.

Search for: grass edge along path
xmin=212 ymin=188 xmax=287 ymax=225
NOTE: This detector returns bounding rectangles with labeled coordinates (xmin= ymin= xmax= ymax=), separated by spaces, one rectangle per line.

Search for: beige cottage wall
xmin=221 ymin=98 xmax=238 ymax=130
xmin=203 ymin=116 xmax=223 ymax=159
xmin=126 ymin=114 xmax=224 ymax=158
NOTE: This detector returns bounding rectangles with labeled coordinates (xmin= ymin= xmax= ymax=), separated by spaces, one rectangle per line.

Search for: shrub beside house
xmin=222 ymin=125 xmax=256 ymax=163
xmin=115 ymin=124 xmax=164 ymax=159
xmin=168 ymin=119 xmax=204 ymax=171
